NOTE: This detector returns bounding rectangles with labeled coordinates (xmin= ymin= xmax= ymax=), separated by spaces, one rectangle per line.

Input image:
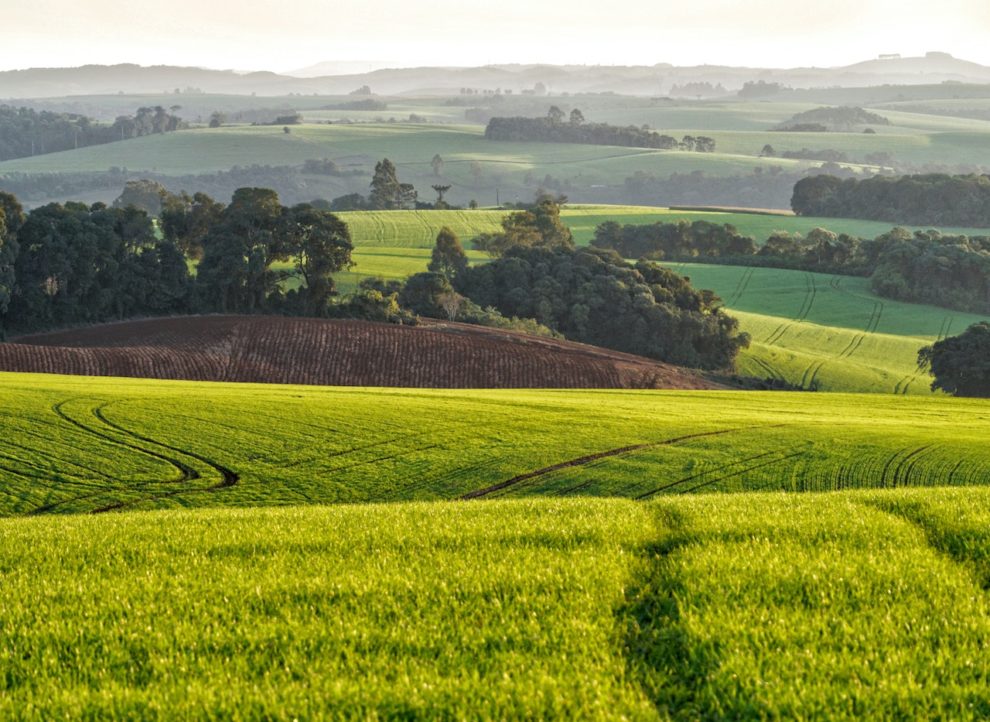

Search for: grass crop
xmin=5 ymin=488 xmax=990 ymax=718
xmin=664 ymin=263 xmax=990 ymax=393
xmin=335 ymin=207 xmax=987 ymax=250
xmin=2 ymin=372 xmax=990 ymax=516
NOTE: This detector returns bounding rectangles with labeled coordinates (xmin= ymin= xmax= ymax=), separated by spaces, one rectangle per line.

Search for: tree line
xmin=485 ymin=107 xmax=715 ymax=152
xmin=590 ymin=219 xmax=990 ymax=314
xmin=0 ymin=105 xmax=184 ymax=161
xmin=0 ymin=187 xmax=384 ymax=338
xmin=792 ymin=173 xmax=990 ymax=227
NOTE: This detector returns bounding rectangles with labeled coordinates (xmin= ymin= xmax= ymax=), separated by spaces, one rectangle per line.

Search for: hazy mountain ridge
xmin=3 ymin=53 xmax=990 ymax=99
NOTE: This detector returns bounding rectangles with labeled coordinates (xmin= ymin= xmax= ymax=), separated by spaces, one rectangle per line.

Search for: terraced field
xmin=2 ymin=372 xmax=989 ymax=517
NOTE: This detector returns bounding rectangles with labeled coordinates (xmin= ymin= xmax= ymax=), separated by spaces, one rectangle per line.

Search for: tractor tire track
xmin=51 ymin=400 xmax=198 ymax=484
xmin=460 ymin=428 xmax=744 ymax=500
xmin=92 ymin=405 xmax=238 ymax=490
xmin=889 ymin=445 xmax=934 ymax=487
xmin=726 ymin=267 xmax=755 ymax=306
xmin=635 ymin=442 xmax=806 ymax=499
xmin=750 ymin=356 xmax=784 ymax=382
xmin=35 ymin=399 xmax=238 ymax=515
xmin=765 ymin=273 xmax=817 ymax=346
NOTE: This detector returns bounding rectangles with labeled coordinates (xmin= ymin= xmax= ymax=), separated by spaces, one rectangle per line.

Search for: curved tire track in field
xmin=765 ymin=273 xmax=817 ymax=346
xmin=796 ymin=280 xmax=884 ymax=390
xmin=51 ymin=400 xmax=198 ymax=483
xmin=32 ymin=399 xmax=238 ymax=515
xmin=726 ymin=267 xmax=755 ymax=306
xmin=635 ymin=442 xmax=808 ymax=499
xmin=750 ymin=356 xmax=786 ymax=383
xmin=460 ymin=428 xmax=744 ymax=500
xmin=877 ymin=445 xmax=935 ymax=488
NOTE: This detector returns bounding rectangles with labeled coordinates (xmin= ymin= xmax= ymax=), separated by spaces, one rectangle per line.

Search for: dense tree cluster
xmin=592 ymin=220 xmax=990 ymax=314
xmin=453 ymin=245 xmax=748 ymax=369
xmin=0 ymin=105 xmax=184 ymax=161
xmin=473 ymin=193 xmax=574 ymax=256
xmin=775 ymin=106 xmax=890 ymax=132
xmin=792 ymin=173 xmax=990 ymax=227
xmin=919 ymin=322 xmax=990 ymax=397
xmin=0 ymin=188 xmax=367 ymax=336
xmin=592 ymin=220 xmax=758 ymax=260
xmin=5 ymin=201 xmax=190 ymax=336
xmin=485 ymin=108 xmax=715 ymax=152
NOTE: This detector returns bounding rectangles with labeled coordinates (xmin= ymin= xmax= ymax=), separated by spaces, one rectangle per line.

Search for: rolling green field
xmin=4 ymin=371 xmax=990 ymax=717
xmin=664 ymin=263 xmax=990 ymax=394
xmin=0 ymin=123 xmax=813 ymax=180
xmin=337 ymin=206 xmax=987 ymax=249
xmin=3 ymin=372 xmax=989 ymax=516
xmin=331 ymin=207 xmax=989 ymax=394
xmin=336 ymin=251 xmax=989 ymax=394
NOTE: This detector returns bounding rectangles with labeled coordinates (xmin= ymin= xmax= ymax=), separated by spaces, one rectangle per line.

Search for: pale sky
xmin=3 ymin=0 xmax=990 ymax=72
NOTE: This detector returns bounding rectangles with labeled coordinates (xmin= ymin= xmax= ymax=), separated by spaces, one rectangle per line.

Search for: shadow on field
xmin=619 ymin=506 xmax=719 ymax=719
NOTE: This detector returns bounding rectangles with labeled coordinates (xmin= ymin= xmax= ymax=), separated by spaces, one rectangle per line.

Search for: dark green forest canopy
xmin=792 ymin=173 xmax=990 ymax=228
xmin=919 ymin=322 xmax=990 ymax=397
xmin=454 ymin=245 xmax=748 ymax=370
xmin=485 ymin=109 xmax=715 ymax=152
xmin=0 ymin=105 xmax=184 ymax=162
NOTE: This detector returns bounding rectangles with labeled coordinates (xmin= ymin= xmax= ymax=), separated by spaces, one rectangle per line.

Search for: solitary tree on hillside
xmin=918 ymin=322 xmax=990 ymax=397
xmin=569 ymin=108 xmax=585 ymax=125
xmin=547 ymin=106 xmax=565 ymax=125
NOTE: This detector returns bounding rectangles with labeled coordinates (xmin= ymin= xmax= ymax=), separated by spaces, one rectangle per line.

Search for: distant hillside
xmin=4 ymin=53 xmax=990 ymax=98
xmin=1 ymin=316 xmax=721 ymax=389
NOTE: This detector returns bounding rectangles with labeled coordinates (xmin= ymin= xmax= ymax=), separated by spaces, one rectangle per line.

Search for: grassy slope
xmin=5 ymin=101 xmax=990 ymax=182
xmin=5 ymin=488 xmax=990 ymax=718
xmin=334 ymin=207 xmax=988 ymax=394
xmin=0 ymin=123 xmax=812 ymax=180
xmin=664 ymin=263 xmax=990 ymax=394
xmin=2 ymin=372 xmax=990 ymax=517
xmin=339 ymin=206 xmax=987 ymax=249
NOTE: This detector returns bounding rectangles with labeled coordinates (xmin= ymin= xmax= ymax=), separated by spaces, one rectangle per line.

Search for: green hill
xmin=4 ymin=371 xmax=990 ymax=717
xmin=3 ymin=372 xmax=989 ymax=516
xmin=663 ymin=263 xmax=990 ymax=394
xmin=329 ymin=207 xmax=989 ymax=395
xmin=337 ymin=206 xmax=987 ymax=248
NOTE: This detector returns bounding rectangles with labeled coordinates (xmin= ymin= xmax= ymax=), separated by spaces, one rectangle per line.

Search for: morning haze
xmin=4 ymin=0 xmax=990 ymax=719
xmin=3 ymin=0 xmax=990 ymax=70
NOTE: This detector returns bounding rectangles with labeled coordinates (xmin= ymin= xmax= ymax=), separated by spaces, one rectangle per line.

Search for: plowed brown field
xmin=0 ymin=316 xmax=721 ymax=389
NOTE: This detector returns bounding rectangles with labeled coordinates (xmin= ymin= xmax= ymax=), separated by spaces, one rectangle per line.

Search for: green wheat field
xmin=3 ymin=372 xmax=990 ymax=718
